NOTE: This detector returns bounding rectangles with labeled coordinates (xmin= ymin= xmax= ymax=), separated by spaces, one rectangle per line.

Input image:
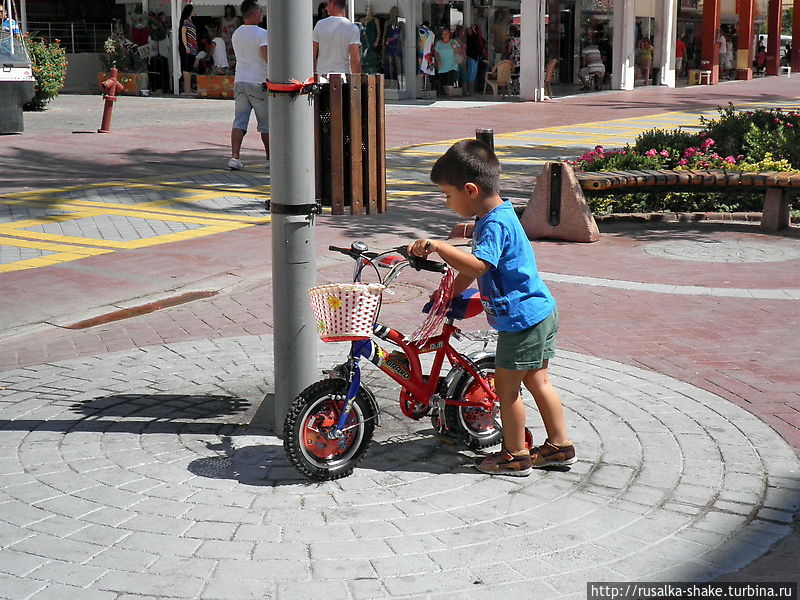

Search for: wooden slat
xmin=348 ymin=74 xmax=363 ymax=215
xmin=364 ymin=75 xmax=378 ymax=214
xmin=329 ymin=74 xmax=345 ymax=215
xmin=375 ymin=74 xmax=387 ymax=213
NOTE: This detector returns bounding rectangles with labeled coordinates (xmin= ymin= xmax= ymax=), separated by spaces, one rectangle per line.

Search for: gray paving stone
xmin=28 ymin=582 xmax=117 ymax=600
xmin=86 ymin=547 xmax=158 ymax=572
xmin=94 ymin=570 xmax=205 ymax=598
xmin=214 ymin=559 xmax=310 ymax=582
xmin=201 ymin=578 xmax=275 ymax=600
xmin=28 ymin=560 xmax=108 ymax=588
xmin=0 ymin=572 xmax=47 ymax=600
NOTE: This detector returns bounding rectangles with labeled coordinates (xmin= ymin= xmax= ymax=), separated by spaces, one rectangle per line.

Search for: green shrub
xmin=24 ymin=37 xmax=67 ymax=111
xmin=100 ymin=33 xmax=147 ymax=73
xmin=700 ymin=103 xmax=800 ymax=167
xmin=633 ymin=128 xmax=703 ymax=158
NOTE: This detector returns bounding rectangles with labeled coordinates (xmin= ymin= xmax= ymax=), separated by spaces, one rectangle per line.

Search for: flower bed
xmin=571 ymin=104 xmax=800 ymax=215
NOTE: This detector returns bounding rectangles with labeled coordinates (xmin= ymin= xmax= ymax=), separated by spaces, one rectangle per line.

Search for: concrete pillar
xmin=519 ymin=0 xmax=545 ymax=101
xmin=700 ymin=0 xmax=720 ymax=83
xmin=463 ymin=0 xmax=473 ymax=27
xmin=737 ymin=0 xmax=754 ymax=80
xmin=612 ymin=1 xmax=635 ymax=90
xmin=20 ymin=0 xmax=27 ymax=32
xmin=766 ymin=0 xmax=781 ymax=76
xmin=793 ymin=0 xmax=800 ymax=72
xmin=656 ymin=0 xmax=678 ymax=87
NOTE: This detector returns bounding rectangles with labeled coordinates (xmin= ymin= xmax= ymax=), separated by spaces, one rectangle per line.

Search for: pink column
xmin=766 ymin=0 xmax=782 ymax=76
xmin=793 ymin=0 xmax=800 ymax=72
xmin=700 ymin=0 xmax=721 ymax=83
xmin=737 ymin=0 xmax=754 ymax=80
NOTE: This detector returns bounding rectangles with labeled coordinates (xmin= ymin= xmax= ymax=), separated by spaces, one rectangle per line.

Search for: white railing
xmin=26 ymin=21 xmax=116 ymax=53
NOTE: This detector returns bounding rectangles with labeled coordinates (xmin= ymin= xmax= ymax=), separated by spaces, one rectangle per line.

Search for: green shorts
xmin=495 ymin=309 xmax=559 ymax=371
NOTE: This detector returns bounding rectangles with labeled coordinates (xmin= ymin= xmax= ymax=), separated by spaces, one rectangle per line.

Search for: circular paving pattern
xmin=0 ymin=335 xmax=798 ymax=599
xmin=644 ymin=239 xmax=800 ymax=263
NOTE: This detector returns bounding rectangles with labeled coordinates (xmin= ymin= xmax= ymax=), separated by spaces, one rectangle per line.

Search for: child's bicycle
xmin=283 ymin=241 xmax=519 ymax=481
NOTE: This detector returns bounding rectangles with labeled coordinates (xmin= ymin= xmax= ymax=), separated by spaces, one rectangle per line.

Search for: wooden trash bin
xmin=315 ymin=73 xmax=387 ymax=215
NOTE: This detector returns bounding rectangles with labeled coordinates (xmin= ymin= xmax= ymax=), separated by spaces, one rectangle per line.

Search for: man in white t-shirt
xmin=313 ymin=0 xmax=361 ymax=76
xmin=229 ymin=0 xmax=268 ymax=170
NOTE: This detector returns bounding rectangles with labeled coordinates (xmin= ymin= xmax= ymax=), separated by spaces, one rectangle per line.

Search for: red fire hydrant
xmin=98 ymin=66 xmax=124 ymax=133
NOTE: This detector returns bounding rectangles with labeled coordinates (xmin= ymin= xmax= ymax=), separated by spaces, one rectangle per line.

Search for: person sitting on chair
xmin=578 ymin=42 xmax=605 ymax=90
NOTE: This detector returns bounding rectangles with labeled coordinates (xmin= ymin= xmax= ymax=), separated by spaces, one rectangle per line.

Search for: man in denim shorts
xmin=228 ymin=0 xmax=269 ymax=170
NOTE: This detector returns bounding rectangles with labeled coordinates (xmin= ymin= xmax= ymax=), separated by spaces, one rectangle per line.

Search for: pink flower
xmin=788 ymin=123 xmax=795 ymax=128
xmin=677 ymin=158 xmax=688 ymax=166
xmin=683 ymin=147 xmax=698 ymax=158
xmin=645 ymin=149 xmax=658 ymax=157
xmin=701 ymin=138 xmax=715 ymax=150
xmin=660 ymin=150 xmax=670 ymax=157
xmin=724 ymin=156 xmax=736 ymax=164
xmin=594 ymin=145 xmax=605 ymax=153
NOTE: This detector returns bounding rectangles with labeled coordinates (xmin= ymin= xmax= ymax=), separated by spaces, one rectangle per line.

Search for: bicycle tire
xmin=283 ymin=379 xmax=375 ymax=481
xmin=446 ymin=355 xmax=503 ymax=449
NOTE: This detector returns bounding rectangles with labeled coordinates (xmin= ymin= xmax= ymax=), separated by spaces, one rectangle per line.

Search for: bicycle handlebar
xmin=394 ymin=246 xmax=447 ymax=273
xmin=328 ymin=244 xmax=446 ymax=274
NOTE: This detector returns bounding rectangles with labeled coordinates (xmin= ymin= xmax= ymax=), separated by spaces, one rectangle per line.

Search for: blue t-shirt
xmin=472 ymin=200 xmax=555 ymax=332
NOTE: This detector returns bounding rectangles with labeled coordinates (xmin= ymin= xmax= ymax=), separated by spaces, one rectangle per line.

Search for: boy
xmin=408 ymin=139 xmax=576 ymax=477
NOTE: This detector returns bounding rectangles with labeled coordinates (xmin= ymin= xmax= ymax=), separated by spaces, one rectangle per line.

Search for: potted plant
xmin=98 ymin=33 xmax=148 ymax=95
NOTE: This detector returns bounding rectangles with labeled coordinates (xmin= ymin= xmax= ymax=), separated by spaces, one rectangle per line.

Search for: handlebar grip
xmin=329 ymin=245 xmax=352 ymax=255
xmin=395 ymin=245 xmax=447 ymax=273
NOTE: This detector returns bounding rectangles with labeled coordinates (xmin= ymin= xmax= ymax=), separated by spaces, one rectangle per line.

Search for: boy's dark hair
xmin=329 ymin=0 xmax=347 ymax=8
xmin=240 ymin=0 xmax=259 ymax=18
xmin=430 ymin=139 xmax=501 ymax=195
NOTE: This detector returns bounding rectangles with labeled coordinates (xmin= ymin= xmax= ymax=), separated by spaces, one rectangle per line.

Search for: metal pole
xmin=171 ymin=0 xmax=180 ymax=94
xmin=258 ymin=0 xmax=318 ymax=430
xmin=20 ymin=0 xmax=27 ymax=34
xmin=70 ymin=22 xmax=75 ymax=53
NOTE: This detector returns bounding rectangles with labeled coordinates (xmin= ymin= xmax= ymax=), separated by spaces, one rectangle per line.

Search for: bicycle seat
xmin=423 ymin=288 xmax=484 ymax=320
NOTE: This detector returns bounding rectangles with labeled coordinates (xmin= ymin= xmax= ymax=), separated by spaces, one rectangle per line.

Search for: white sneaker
xmin=228 ymin=158 xmax=244 ymax=170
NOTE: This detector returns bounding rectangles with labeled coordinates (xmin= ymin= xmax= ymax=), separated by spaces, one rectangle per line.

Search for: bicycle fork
xmin=332 ymin=339 xmax=387 ymax=433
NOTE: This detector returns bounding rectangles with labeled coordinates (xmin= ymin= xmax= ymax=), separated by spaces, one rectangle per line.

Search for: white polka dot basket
xmin=308 ymin=283 xmax=385 ymax=342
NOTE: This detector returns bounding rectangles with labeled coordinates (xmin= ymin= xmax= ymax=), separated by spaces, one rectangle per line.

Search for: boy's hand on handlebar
xmin=407 ymin=239 xmax=437 ymax=258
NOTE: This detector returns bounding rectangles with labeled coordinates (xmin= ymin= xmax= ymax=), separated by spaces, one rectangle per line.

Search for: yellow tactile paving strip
xmin=0 ymin=175 xmax=272 ymax=273
xmin=2 ymin=99 xmax=799 ymax=273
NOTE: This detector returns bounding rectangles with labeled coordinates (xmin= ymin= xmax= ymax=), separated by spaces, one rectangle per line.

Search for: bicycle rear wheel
xmin=445 ymin=355 xmax=503 ymax=449
xmin=283 ymin=379 xmax=375 ymax=481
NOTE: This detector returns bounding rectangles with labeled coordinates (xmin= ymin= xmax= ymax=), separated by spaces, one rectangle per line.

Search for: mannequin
xmin=360 ymin=4 xmax=381 ymax=73
xmin=491 ymin=8 xmax=511 ymax=64
xmin=383 ymin=6 xmax=404 ymax=84
xmin=129 ymin=5 xmax=150 ymax=46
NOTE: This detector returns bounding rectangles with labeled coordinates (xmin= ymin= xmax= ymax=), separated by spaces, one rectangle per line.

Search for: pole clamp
xmin=267 ymin=201 xmax=322 ymax=216
xmin=263 ymin=77 xmax=319 ymax=97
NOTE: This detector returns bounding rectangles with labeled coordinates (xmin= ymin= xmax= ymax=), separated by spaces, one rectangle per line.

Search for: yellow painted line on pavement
xmin=0 ymin=236 xmax=114 ymax=273
xmin=2 ymin=222 xmax=253 ymax=250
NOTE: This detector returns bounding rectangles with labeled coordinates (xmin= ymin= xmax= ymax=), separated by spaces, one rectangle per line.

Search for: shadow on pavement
xmin=72 ymin=393 xmax=251 ymax=419
xmin=186 ymin=433 xmax=485 ymax=487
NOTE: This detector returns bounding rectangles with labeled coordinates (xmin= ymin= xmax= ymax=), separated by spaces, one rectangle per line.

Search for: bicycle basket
xmin=308 ymin=283 xmax=385 ymax=342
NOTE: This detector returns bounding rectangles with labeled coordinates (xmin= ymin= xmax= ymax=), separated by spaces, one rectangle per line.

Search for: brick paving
xmin=0 ymin=78 xmax=799 ymax=597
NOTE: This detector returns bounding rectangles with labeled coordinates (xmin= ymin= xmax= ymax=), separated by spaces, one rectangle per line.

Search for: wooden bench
xmin=575 ymin=168 xmax=798 ymax=232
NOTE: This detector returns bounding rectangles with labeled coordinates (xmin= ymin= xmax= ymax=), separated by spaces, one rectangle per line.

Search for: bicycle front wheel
xmin=283 ymin=379 xmax=375 ymax=481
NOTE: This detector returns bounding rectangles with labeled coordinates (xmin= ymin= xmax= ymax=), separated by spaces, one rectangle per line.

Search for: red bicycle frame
xmin=365 ymin=321 xmax=497 ymax=411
